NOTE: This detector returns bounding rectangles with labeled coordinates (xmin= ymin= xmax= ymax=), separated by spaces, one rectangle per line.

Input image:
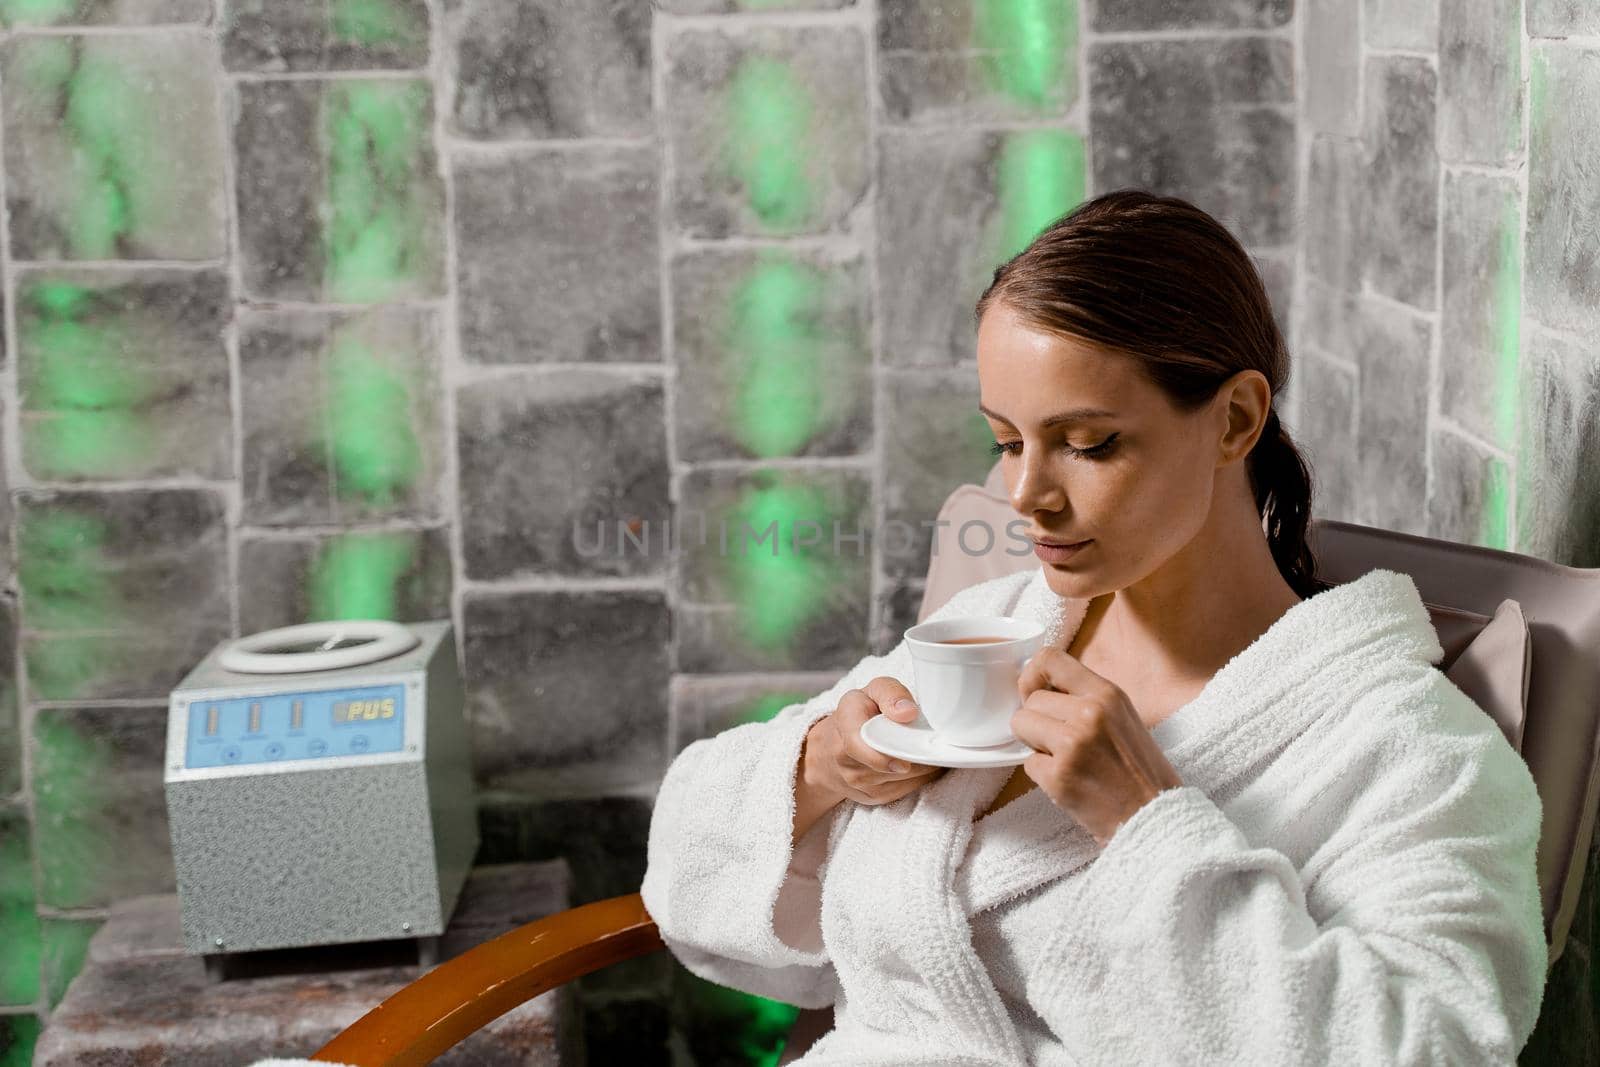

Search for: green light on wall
xmin=722 ymin=56 xmax=818 ymax=231
xmin=1483 ymin=194 xmax=1521 ymax=550
xmin=309 ymin=532 xmax=418 ymax=621
xmin=324 ymin=334 xmax=422 ymax=507
xmin=996 ymin=130 xmax=1086 ymax=261
xmin=19 ymin=510 xmax=126 ymax=700
xmin=974 ymin=0 xmax=1078 ymax=108
xmin=684 ymin=973 xmax=798 ymax=1067
xmin=727 ymin=256 xmax=829 ymax=457
xmin=0 ymin=1016 xmax=42 ymax=1067
xmin=41 ymin=916 xmax=98 ymax=1009
xmin=0 ymin=0 xmax=76 ymax=26
xmin=740 ymin=691 xmax=813 ymax=728
xmin=21 ymin=279 xmax=157 ymax=478
xmin=10 ymin=37 xmax=145 ymax=257
xmin=18 ymin=511 xmax=119 ymax=632
xmin=324 ymin=81 xmax=432 ymax=303
xmin=0 ymin=818 xmax=41 ymax=1005
xmin=30 ymin=715 xmax=109 ymax=908
xmin=331 ymin=0 xmax=422 ymax=48
xmin=1478 ymin=456 xmax=1511 ymax=551
xmin=724 ymin=481 xmax=842 ymax=650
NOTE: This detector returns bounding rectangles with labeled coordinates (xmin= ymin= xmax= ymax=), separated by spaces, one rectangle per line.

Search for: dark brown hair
xmin=974 ymin=189 xmax=1329 ymax=599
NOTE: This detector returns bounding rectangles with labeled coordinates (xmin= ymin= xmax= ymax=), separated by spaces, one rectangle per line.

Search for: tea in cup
xmin=902 ymin=616 xmax=1047 ymax=747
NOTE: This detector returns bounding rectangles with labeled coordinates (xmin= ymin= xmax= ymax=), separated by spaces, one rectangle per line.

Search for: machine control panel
xmin=183 ymin=683 xmax=406 ymax=769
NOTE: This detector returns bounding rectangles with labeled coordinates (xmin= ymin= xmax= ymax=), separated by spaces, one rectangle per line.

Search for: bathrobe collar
xmin=867 ymin=565 xmax=1442 ymax=1062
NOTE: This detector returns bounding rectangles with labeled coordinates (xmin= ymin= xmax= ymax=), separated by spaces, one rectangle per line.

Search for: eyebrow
xmin=977 ymin=403 xmax=1119 ymax=427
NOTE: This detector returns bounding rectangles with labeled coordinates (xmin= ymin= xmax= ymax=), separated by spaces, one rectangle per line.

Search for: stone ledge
xmin=36 ymin=861 xmax=580 ymax=1066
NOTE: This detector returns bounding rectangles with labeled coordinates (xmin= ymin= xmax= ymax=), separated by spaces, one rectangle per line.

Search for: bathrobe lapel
xmin=862 ymin=566 xmax=1441 ymax=1058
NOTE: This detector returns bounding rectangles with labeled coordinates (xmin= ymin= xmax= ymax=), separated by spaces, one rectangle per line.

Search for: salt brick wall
xmin=0 ymin=0 xmax=1593 ymax=1062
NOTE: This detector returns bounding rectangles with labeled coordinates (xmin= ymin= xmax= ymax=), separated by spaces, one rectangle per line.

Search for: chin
xmin=1039 ymin=563 xmax=1101 ymax=599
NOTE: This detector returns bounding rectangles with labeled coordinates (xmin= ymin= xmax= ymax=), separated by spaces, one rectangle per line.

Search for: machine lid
xmin=217 ymin=620 xmax=422 ymax=675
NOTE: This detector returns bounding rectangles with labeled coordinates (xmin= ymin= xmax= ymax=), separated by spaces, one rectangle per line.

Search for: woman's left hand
xmin=1010 ymin=647 xmax=1185 ymax=847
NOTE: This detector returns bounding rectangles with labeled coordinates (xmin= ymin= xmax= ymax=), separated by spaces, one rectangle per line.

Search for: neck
xmin=1066 ymin=491 xmax=1303 ymax=686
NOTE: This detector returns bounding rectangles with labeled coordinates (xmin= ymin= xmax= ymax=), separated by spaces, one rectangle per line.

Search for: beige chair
xmin=310 ymin=462 xmax=1600 ymax=1066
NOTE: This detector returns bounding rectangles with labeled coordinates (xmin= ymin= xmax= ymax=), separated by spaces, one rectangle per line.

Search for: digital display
xmin=183 ymin=683 xmax=406 ymax=769
xmin=333 ymin=697 xmax=397 ymax=724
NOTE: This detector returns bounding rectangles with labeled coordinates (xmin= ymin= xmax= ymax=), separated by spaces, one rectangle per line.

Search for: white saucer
xmin=859 ymin=714 xmax=1034 ymax=769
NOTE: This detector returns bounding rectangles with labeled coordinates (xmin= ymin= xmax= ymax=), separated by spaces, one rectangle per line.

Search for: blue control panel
xmin=184 ymin=683 xmax=406 ymax=769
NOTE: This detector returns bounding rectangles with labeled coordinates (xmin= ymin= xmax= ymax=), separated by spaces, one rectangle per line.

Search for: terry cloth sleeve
xmin=640 ymin=575 xmax=1018 ymax=1008
xmin=1023 ymin=680 xmax=1548 ymax=1065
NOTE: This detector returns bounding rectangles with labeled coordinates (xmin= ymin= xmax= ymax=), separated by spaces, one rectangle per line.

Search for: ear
xmin=1215 ymin=370 xmax=1273 ymax=465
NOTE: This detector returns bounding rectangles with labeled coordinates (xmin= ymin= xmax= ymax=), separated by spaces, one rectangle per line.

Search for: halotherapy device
xmin=163 ymin=620 xmax=477 ymax=970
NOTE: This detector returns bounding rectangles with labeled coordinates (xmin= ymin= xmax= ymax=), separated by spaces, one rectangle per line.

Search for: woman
xmin=641 ymin=190 xmax=1546 ymax=1065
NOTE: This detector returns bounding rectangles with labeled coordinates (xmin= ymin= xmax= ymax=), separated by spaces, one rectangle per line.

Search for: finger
xmin=1009 ymin=702 xmax=1064 ymax=755
xmin=1017 ymin=647 xmax=1115 ymax=701
xmin=834 ymin=690 xmax=913 ymax=774
xmin=862 ymin=675 xmax=921 ymax=724
xmin=1019 ymin=687 xmax=1092 ymax=724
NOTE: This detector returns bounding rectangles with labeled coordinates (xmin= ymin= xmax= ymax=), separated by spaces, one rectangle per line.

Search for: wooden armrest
xmin=313 ymin=892 xmax=665 ymax=1066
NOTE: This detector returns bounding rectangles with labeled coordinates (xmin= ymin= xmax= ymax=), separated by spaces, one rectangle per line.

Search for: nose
xmin=1009 ymin=448 xmax=1066 ymax=515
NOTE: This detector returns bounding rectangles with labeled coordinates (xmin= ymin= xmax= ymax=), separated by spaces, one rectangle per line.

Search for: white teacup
xmin=903 ymin=616 xmax=1047 ymax=747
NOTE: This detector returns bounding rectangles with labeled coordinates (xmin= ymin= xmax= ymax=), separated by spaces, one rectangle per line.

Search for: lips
xmin=1031 ymin=536 xmax=1089 ymax=547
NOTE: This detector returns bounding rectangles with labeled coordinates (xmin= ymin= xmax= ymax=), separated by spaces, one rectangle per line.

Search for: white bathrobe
xmin=641 ymin=566 xmax=1548 ymax=1066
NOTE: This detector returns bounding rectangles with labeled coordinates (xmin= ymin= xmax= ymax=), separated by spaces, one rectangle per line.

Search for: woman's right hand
xmin=802 ymin=676 xmax=947 ymax=807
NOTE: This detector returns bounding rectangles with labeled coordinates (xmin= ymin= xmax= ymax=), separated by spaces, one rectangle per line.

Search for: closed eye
xmin=989 ymin=434 xmax=1119 ymax=460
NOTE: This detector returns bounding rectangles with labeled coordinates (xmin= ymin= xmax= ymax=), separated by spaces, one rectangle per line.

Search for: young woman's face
xmin=975 ymin=303 xmax=1228 ymax=599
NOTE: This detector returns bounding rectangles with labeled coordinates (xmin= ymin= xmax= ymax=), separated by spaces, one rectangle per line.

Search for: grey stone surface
xmin=664 ymin=25 xmax=869 ymax=237
xmin=15 ymin=268 xmax=232 ymax=482
xmin=238 ymin=527 xmax=454 ymax=635
xmin=874 ymin=579 xmax=926 ymax=656
xmin=1362 ymin=55 xmax=1439 ymax=311
xmin=1093 ymin=0 xmax=1292 ymax=30
xmin=1516 ymin=326 xmax=1600 ymax=568
xmin=1305 ymin=136 xmax=1363 ymax=291
xmin=1 ymin=0 xmax=210 ymax=25
xmin=238 ymin=306 xmax=445 ymax=527
xmin=1427 ymin=429 xmax=1510 ymax=547
xmin=234 ymin=78 xmax=445 ymax=303
xmin=457 ymin=371 xmax=669 ymax=579
xmin=1355 ymin=300 xmax=1433 ymax=534
xmin=453 ymin=145 xmax=660 ymax=364
xmin=223 ymin=0 xmax=429 ymax=71
xmin=477 ymin=796 xmax=651 ymax=909
xmin=878 ymin=0 xmax=1079 ymax=125
xmin=1528 ymin=0 xmax=1599 ymax=36
xmin=1302 ymin=278 xmax=1361 ymax=360
xmin=1089 ymin=38 xmax=1295 ymax=248
xmin=877 ymin=127 xmax=1001 ymax=367
xmin=1306 ymin=0 xmax=1361 ymax=136
xmin=1526 ymin=44 xmax=1600 ymax=338
xmin=443 ymin=0 xmax=651 ymax=140
xmin=1440 ymin=0 xmax=1523 ymax=165
xmin=672 ymin=246 xmax=871 ymax=461
xmin=33 ymin=864 xmax=575 ymax=1066
xmin=1365 ymin=0 xmax=1439 ymax=50
xmin=0 ymin=599 xmax=18 ymax=798
xmin=670 ymin=671 xmax=842 ymax=752
xmin=30 ymin=705 xmax=173 ymax=909
xmin=16 ymin=489 xmax=230 ymax=702
xmin=1440 ymin=171 xmax=1522 ymax=451
xmin=1292 ymin=350 xmax=1359 ymax=524
xmin=676 ymin=466 xmax=871 ymax=672
xmin=659 ymin=0 xmax=854 ymax=8
xmin=881 ymin=367 xmax=999 ymax=580
xmin=1 ymin=33 xmax=226 ymax=261
xmin=462 ymin=588 xmax=670 ymax=794
xmin=1254 ymin=251 xmax=1294 ymax=343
